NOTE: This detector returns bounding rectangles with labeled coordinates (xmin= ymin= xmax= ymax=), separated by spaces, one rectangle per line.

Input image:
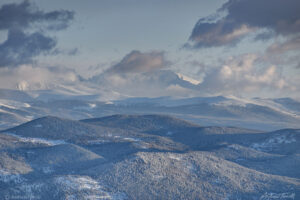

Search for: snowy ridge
xmin=4 ymin=133 xmax=67 ymax=146
xmin=0 ymin=100 xmax=31 ymax=109
xmin=1 ymin=87 xmax=300 ymax=131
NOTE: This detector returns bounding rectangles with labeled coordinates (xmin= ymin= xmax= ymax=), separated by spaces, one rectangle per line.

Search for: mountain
xmin=0 ymin=114 xmax=299 ymax=199
xmin=1 ymin=88 xmax=300 ymax=131
xmin=89 ymin=69 xmax=200 ymax=93
xmin=3 ymin=116 xmax=135 ymax=145
xmin=0 ymin=89 xmax=34 ymax=102
xmin=81 ymin=114 xmax=199 ymax=132
xmin=110 ymin=96 xmax=300 ymax=131
xmin=262 ymin=97 xmax=300 ymax=115
xmin=85 ymin=151 xmax=299 ymax=200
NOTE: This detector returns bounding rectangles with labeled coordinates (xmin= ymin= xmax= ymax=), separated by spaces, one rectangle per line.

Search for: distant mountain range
xmin=0 ymin=114 xmax=299 ymax=199
xmin=0 ymin=88 xmax=299 ymax=199
xmin=1 ymin=88 xmax=300 ymax=131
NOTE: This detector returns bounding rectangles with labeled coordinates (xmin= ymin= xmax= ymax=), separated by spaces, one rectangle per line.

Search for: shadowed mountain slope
xmin=0 ymin=114 xmax=299 ymax=199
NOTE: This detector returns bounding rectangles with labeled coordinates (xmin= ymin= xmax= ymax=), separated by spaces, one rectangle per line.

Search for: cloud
xmin=198 ymin=54 xmax=291 ymax=96
xmin=89 ymin=50 xmax=298 ymax=98
xmin=266 ymin=35 xmax=300 ymax=55
xmin=184 ymin=0 xmax=300 ymax=97
xmin=259 ymin=35 xmax=300 ymax=69
xmin=106 ymin=50 xmax=170 ymax=74
xmin=93 ymin=69 xmax=196 ymax=97
xmin=188 ymin=0 xmax=300 ymax=48
xmin=1 ymin=49 xmax=297 ymax=99
xmin=0 ymin=65 xmax=79 ymax=90
xmin=0 ymin=0 xmax=74 ymax=67
xmin=0 ymin=29 xmax=56 ymax=67
xmin=188 ymin=20 xmax=254 ymax=48
xmin=90 ymin=50 xmax=198 ymax=97
xmin=0 ymin=0 xmax=74 ymax=31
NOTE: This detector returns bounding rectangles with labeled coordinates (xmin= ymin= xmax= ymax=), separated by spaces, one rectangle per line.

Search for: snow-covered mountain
xmin=1 ymin=87 xmax=299 ymax=199
xmin=0 ymin=115 xmax=299 ymax=199
xmin=1 ymin=88 xmax=300 ymax=131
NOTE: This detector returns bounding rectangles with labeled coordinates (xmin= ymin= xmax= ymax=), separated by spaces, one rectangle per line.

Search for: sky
xmin=0 ymin=0 xmax=299 ymax=99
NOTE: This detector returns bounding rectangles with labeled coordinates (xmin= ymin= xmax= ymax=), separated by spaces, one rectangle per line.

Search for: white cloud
xmin=198 ymin=54 xmax=292 ymax=96
xmin=88 ymin=50 xmax=299 ymax=99
xmin=0 ymin=50 xmax=297 ymax=100
xmin=88 ymin=50 xmax=200 ymax=97
xmin=0 ymin=65 xmax=79 ymax=90
xmin=91 ymin=69 xmax=198 ymax=98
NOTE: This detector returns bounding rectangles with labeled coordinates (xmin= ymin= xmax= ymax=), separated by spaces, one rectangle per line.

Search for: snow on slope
xmin=252 ymin=98 xmax=300 ymax=119
xmin=1 ymin=87 xmax=300 ymax=131
xmin=251 ymin=134 xmax=296 ymax=152
xmin=4 ymin=133 xmax=67 ymax=146
xmin=176 ymin=73 xmax=201 ymax=85
xmin=55 ymin=175 xmax=127 ymax=200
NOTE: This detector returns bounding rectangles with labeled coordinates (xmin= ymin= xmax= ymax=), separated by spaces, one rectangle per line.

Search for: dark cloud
xmin=221 ymin=0 xmax=300 ymax=35
xmin=107 ymin=50 xmax=170 ymax=74
xmin=188 ymin=0 xmax=300 ymax=48
xmin=51 ymin=47 xmax=79 ymax=56
xmin=0 ymin=0 xmax=74 ymax=67
xmin=254 ymin=31 xmax=275 ymax=41
xmin=0 ymin=0 xmax=74 ymax=31
xmin=0 ymin=29 xmax=56 ymax=67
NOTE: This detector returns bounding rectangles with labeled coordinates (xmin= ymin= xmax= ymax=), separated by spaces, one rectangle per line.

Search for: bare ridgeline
xmin=0 ymin=90 xmax=299 ymax=199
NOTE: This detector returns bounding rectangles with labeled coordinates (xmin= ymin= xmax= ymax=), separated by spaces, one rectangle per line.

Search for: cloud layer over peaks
xmin=87 ymin=50 xmax=299 ymax=98
xmin=198 ymin=54 xmax=291 ymax=96
xmin=90 ymin=50 xmax=198 ymax=97
xmin=0 ymin=65 xmax=79 ymax=90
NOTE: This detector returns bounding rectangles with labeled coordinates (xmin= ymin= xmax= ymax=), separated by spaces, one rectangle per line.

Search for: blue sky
xmin=0 ymin=0 xmax=299 ymax=99
xmin=14 ymin=0 xmax=225 ymax=69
